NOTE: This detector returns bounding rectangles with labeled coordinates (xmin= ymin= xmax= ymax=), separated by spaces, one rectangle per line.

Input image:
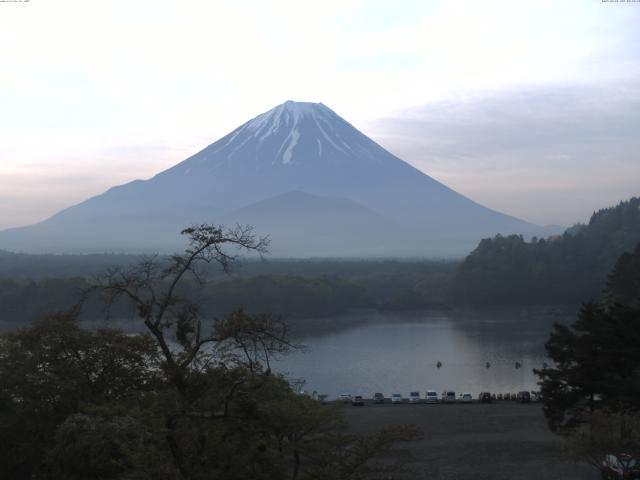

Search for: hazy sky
xmin=1 ymin=0 xmax=639 ymax=229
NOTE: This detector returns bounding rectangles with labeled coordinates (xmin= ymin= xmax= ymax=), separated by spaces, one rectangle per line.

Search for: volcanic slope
xmin=0 ymin=101 xmax=553 ymax=256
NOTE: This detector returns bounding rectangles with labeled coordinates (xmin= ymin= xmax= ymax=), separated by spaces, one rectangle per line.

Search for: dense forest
xmin=452 ymin=197 xmax=640 ymax=304
xmin=2 ymin=197 xmax=639 ymax=328
xmin=0 ymin=225 xmax=420 ymax=479
xmin=0 ymin=259 xmax=456 ymax=330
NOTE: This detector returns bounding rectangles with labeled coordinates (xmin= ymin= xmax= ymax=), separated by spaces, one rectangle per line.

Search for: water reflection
xmin=273 ymin=308 xmax=572 ymax=399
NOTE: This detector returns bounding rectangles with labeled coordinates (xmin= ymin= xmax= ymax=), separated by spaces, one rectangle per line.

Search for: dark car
xmin=517 ymin=391 xmax=531 ymax=403
xmin=373 ymin=392 xmax=384 ymax=404
xmin=479 ymin=392 xmax=492 ymax=403
xmin=352 ymin=395 xmax=365 ymax=406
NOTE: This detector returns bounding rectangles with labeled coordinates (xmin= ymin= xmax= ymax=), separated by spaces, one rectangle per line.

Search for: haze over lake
xmin=274 ymin=308 xmax=571 ymax=399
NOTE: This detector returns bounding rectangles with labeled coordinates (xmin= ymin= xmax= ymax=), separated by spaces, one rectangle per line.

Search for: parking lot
xmin=342 ymin=400 xmax=598 ymax=480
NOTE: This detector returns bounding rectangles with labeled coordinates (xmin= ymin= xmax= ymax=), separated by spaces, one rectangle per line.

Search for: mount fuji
xmin=0 ymin=101 xmax=557 ymax=257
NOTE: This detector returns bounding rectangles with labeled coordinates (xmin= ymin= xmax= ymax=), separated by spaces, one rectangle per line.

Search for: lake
xmin=273 ymin=307 xmax=573 ymax=399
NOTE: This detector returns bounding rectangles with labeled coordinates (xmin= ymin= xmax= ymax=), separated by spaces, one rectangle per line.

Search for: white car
xmin=339 ymin=394 xmax=352 ymax=403
xmin=459 ymin=392 xmax=473 ymax=403
xmin=391 ymin=393 xmax=403 ymax=404
xmin=601 ymin=454 xmax=639 ymax=479
xmin=425 ymin=390 xmax=439 ymax=403
xmin=409 ymin=391 xmax=421 ymax=404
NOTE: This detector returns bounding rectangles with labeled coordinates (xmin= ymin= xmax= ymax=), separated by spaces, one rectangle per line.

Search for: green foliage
xmin=48 ymin=414 xmax=151 ymax=480
xmin=536 ymin=242 xmax=640 ymax=433
xmin=209 ymin=274 xmax=370 ymax=318
xmin=0 ymin=313 xmax=160 ymax=479
xmin=0 ymin=260 xmax=456 ymax=330
xmin=453 ymin=197 xmax=640 ymax=304
xmin=2 ymin=224 xmax=424 ymax=480
xmin=0 ymin=312 xmax=420 ymax=480
xmin=607 ymin=243 xmax=640 ymax=307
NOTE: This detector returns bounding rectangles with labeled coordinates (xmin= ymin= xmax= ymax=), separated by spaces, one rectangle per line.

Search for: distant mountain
xmin=222 ymin=191 xmax=402 ymax=257
xmin=0 ymin=101 xmax=558 ymax=256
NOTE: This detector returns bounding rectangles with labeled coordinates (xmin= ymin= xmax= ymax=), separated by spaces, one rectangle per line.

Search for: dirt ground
xmin=343 ymin=400 xmax=598 ymax=480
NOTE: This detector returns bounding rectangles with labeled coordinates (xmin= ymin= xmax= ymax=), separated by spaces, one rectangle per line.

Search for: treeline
xmin=4 ymin=197 xmax=638 ymax=321
xmin=0 ymin=250 xmax=142 ymax=279
xmin=452 ymin=197 xmax=640 ymax=304
xmin=0 ymin=225 xmax=420 ymax=479
xmin=534 ymin=238 xmax=640 ymax=478
xmin=0 ymin=261 xmax=457 ymax=329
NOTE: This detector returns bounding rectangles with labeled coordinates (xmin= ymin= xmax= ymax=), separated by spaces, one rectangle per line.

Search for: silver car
xmin=459 ymin=392 xmax=473 ymax=403
xmin=425 ymin=390 xmax=439 ymax=403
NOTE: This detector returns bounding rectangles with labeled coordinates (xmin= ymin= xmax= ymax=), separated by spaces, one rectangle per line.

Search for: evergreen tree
xmin=536 ymin=242 xmax=640 ymax=432
xmin=453 ymin=197 xmax=640 ymax=304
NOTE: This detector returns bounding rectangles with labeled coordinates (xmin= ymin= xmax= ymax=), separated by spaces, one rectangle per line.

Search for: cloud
xmin=368 ymin=80 xmax=640 ymax=226
xmin=0 ymin=0 xmax=639 ymax=229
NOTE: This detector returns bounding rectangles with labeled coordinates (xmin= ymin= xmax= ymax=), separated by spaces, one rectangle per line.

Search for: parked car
xmin=317 ymin=394 xmax=328 ymax=404
xmin=442 ymin=390 xmax=456 ymax=403
xmin=373 ymin=392 xmax=384 ymax=404
xmin=409 ymin=391 xmax=421 ymax=404
xmin=601 ymin=454 xmax=640 ymax=479
xmin=479 ymin=392 xmax=492 ymax=403
xmin=497 ymin=393 xmax=504 ymax=401
xmin=425 ymin=390 xmax=439 ymax=404
xmin=518 ymin=391 xmax=531 ymax=403
xmin=391 ymin=393 xmax=403 ymax=404
xmin=351 ymin=395 xmax=365 ymax=406
xmin=339 ymin=394 xmax=352 ymax=403
xmin=459 ymin=393 xmax=473 ymax=403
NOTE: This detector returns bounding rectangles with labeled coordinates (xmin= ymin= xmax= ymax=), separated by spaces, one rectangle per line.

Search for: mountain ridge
xmin=0 ymin=101 xmax=559 ymax=256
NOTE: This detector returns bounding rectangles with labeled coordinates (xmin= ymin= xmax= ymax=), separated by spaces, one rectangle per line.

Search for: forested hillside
xmin=452 ymin=197 xmax=640 ymax=304
xmin=0 ymin=260 xmax=456 ymax=330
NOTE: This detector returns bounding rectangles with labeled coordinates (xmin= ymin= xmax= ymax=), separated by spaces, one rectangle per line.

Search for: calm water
xmin=273 ymin=309 xmax=570 ymax=399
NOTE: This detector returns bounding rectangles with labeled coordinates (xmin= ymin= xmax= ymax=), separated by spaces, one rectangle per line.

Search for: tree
xmin=565 ymin=411 xmax=640 ymax=477
xmin=0 ymin=312 xmax=160 ymax=479
xmin=536 ymin=242 xmax=640 ymax=475
xmin=453 ymin=197 xmax=640 ymax=305
xmin=0 ymin=224 xmax=420 ymax=479
xmin=89 ymin=224 xmax=420 ymax=479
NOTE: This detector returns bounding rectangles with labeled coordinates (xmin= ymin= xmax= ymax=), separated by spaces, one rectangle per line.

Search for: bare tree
xmin=91 ymin=224 xmax=304 ymax=477
xmin=95 ymin=224 xmax=273 ymax=379
xmin=89 ymin=224 xmax=421 ymax=480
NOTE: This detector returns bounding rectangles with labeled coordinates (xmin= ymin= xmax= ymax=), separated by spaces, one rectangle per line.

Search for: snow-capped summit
xmin=245 ymin=101 xmax=334 ymax=138
xmin=0 ymin=101 xmax=557 ymax=256
xmin=165 ymin=100 xmax=396 ymax=173
xmin=240 ymin=101 xmax=340 ymax=164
